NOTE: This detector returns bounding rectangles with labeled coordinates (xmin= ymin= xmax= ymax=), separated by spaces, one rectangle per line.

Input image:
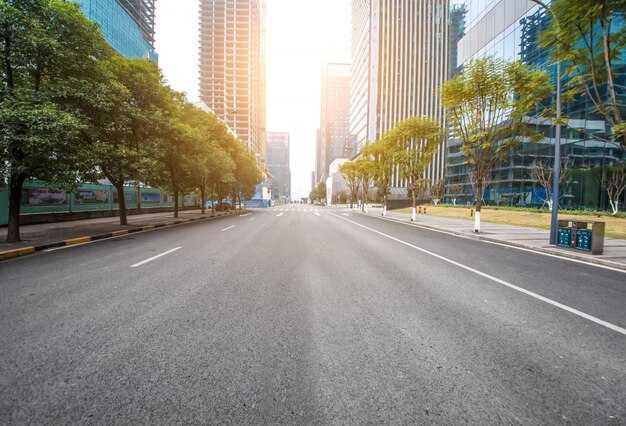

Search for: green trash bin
xmin=557 ymin=227 xmax=571 ymax=248
xmin=576 ymin=229 xmax=593 ymax=252
xmin=555 ymin=219 xmax=605 ymax=255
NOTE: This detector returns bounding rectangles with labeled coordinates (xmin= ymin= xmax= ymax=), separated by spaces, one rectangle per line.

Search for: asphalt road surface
xmin=1 ymin=206 xmax=625 ymax=424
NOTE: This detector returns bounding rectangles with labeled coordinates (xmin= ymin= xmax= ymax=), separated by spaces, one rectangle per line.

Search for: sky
xmin=155 ymin=0 xmax=352 ymax=200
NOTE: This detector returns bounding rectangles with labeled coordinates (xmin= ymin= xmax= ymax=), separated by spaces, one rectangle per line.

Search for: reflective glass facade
xmin=75 ymin=0 xmax=158 ymax=62
xmin=446 ymin=0 xmax=626 ymax=210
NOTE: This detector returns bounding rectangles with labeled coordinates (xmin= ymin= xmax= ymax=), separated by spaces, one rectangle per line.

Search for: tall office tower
xmin=199 ymin=0 xmax=266 ymax=163
xmin=266 ymin=132 xmax=291 ymax=202
xmin=319 ymin=63 xmax=351 ymax=181
xmin=350 ymin=0 xmax=450 ymax=186
xmin=75 ymin=0 xmax=157 ymax=61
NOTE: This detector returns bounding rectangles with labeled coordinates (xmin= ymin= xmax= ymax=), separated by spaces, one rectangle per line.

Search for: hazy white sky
xmin=155 ymin=0 xmax=351 ymax=199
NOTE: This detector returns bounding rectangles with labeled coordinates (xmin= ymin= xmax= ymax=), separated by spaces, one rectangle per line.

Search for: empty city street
xmin=0 ymin=207 xmax=625 ymax=424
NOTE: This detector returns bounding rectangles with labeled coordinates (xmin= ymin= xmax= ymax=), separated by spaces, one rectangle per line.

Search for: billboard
xmin=21 ymin=188 xmax=67 ymax=205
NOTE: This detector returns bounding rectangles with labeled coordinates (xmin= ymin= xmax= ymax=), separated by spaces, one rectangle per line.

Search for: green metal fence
xmin=0 ymin=180 xmax=198 ymax=226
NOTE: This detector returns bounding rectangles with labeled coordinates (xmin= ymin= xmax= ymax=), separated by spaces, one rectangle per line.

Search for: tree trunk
xmin=6 ymin=172 xmax=26 ymax=243
xmin=173 ymin=189 xmax=179 ymax=218
xmin=114 ymin=182 xmax=128 ymax=226
xmin=474 ymin=180 xmax=483 ymax=233
xmin=382 ymin=195 xmax=387 ymax=216
xmin=232 ymin=184 xmax=237 ymax=209
xmin=200 ymin=187 xmax=206 ymax=215
xmin=136 ymin=181 xmax=142 ymax=214
xmin=411 ymin=191 xmax=417 ymax=222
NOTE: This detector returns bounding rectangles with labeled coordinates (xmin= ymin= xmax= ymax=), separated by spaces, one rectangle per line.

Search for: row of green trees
xmin=0 ymin=0 xmax=261 ymax=242
xmin=339 ymin=57 xmax=551 ymax=230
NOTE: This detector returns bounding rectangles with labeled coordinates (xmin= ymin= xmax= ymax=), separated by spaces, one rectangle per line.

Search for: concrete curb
xmin=0 ymin=210 xmax=244 ymax=262
xmin=365 ymin=212 xmax=626 ymax=272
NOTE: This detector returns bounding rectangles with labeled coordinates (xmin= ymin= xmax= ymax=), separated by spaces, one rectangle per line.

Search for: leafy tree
xmin=309 ymin=181 xmax=326 ymax=203
xmin=339 ymin=161 xmax=360 ymax=208
xmin=0 ymin=0 xmax=112 ymax=242
xmin=535 ymin=0 xmax=626 ymax=148
xmin=232 ymin=144 xmax=261 ymax=208
xmin=361 ymin=138 xmax=394 ymax=216
xmin=384 ymin=117 xmax=444 ymax=220
xmin=89 ymin=56 xmax=170 ymax=225
xmin=147 ymin=92 xmax=198 ymax=218
xmin=440 ymin=56 xmax=551 ymax=232
xmin=355 ymin=157 xmax=374 ymax=212
xmin=206 ymin=147 xmax=235 ymax=213
xmin=181 ymin=105 xmax=235 ymax=214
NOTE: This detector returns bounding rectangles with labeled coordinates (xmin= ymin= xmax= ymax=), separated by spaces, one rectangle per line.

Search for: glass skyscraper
xmin=75 ymin=0 xmax=158 ymax=62
xmin=446 ymin=0 xmax=626 ymax=210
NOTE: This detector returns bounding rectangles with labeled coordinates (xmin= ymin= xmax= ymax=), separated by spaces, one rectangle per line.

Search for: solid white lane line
xmin=222 ymin=225 xmax=235 ymax=231
xmin=240 ymin=213 xmax=252 ymax=217
xmin=329 ymin=212 xmax=626 ymax=336
xmin=131 ymin=247 xmax=182 ymax=268
xmin=314 ymin=212 xmax=321 ymax=216
xmin=277 ymin=212 xmax=283 ymax=217
xmin=249 ymin=217 xmax=256 ymax=221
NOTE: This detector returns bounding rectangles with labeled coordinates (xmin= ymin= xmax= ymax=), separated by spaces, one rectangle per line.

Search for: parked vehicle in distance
xmin=214 ymin=203 xmax=231 ymax=212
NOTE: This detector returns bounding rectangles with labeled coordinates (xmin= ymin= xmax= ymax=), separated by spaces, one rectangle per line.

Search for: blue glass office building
xmin=446 ymin=0 xmax=625 ymax=211
xmin=75 ymin=0 xmax=158 ymax=62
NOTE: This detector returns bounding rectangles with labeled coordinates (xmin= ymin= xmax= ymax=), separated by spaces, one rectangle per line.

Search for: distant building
xmin=350 ymin=0 xmax=450 ymax=188
xmin=315 ymin=129 xmax=322 ymax=185
xmin=266 ymin=132 xmax=291 ymax=202
xmin=326 ymin=159 xmax=350 ymax=205
xmin=198 ymin=0 xmax=266 ymax=164
xmin=319 ymin=63 xmax=351 ymax=181
xmin=75 ymin=0 xmax=157 ymax=61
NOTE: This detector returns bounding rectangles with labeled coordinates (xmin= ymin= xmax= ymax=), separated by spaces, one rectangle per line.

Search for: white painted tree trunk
xmin=383 ymin=205 xmax=387 ymax=216
xmin=473 ymin=211 xmax=481 ymax=233
xmin=452 ymin=199 xmax=457 ymax=206
xmin=411 ymin=207 xmax=416 ymax=221
xmin=610 ymin=199 xmax=619 ymax=214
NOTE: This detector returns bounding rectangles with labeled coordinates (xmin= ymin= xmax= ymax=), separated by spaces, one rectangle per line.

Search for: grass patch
xmin=394 ymin=205 xmax=626 ymax=240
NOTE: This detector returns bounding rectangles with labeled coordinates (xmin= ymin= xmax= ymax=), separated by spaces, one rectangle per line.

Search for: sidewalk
xmin=354 ymin=206 xmax=626 ymax=271
xmin=0 ymin=209 xmax=240 ymax=260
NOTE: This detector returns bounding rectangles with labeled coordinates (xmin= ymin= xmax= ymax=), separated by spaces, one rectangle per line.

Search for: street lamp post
xmin=531 ymin=0 xmax=561 ymax=245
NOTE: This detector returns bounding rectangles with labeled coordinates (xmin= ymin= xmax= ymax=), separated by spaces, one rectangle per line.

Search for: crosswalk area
xmin=272 ymin=208 xmax=325 ymax=212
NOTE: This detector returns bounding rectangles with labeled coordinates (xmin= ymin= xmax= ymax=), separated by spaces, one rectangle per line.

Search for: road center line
xmin=130 ymin=247 xmax=182 ymax=268
xmin=222 ymin=225 xmax=235 ymax=231
xmin=328 ymin=212 xmax=626 ymax=336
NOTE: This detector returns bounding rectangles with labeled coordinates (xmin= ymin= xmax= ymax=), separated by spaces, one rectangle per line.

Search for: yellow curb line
xmin=0 ymin=246 xmax=36 ymax=260
xmin=142 ymin=225 xmax=155 ymax=230
xmin=111 ymin=230 xmax=129 ymax=237
xmin=65 ymin=236 xmax=91 ymax=246
xmin=163 ymin=221 xmax=176 ymax=226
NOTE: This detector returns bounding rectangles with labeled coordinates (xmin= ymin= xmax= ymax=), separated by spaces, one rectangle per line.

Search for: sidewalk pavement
xmin=351 ymin=206 xmax=626 ymax=271
xmin=0 ymin=209 xmax=240 ymax=260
